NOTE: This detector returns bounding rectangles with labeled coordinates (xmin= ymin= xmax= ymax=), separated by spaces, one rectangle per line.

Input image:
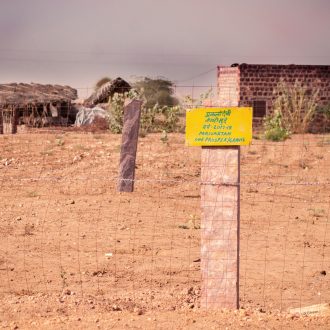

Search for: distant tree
xmin=133 ymin=77 xmax=178 ymax=108
xmin=95 ymin=77 xmax=112 ymax=91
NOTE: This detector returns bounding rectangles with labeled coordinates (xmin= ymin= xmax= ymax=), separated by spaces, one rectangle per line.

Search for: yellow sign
xmin=186 ymin=107 xmax=252 ymax=146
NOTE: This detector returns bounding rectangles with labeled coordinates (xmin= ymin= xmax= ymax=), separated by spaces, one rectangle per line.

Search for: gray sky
xmin=1 ymin=0 xmax=329 ymax=97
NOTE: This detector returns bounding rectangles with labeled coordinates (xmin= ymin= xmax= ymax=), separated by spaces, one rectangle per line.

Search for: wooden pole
xmin=117 ymin=99 xmax=142 ymax=192
xmin=201 ymin=145 xmax=240 ymax=309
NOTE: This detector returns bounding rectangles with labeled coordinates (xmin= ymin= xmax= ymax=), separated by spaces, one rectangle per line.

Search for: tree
xmin=132 ymin=77 xmax=178 ymax=109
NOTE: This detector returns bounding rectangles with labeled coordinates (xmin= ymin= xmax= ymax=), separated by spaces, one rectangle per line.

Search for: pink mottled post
xmin=0 ymin=109 xmax=3 ymax=134
xmin=201 ymin=146 xmax=240 ymax=309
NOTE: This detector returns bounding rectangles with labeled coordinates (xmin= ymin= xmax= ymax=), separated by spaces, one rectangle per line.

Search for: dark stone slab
xmin=117 ymin=100 xmax=142 ymax=192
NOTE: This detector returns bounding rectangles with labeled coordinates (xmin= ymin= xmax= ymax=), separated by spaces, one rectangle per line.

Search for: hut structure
xmin=84 ymin=77 xmax=131 ymax=107
xmin=0 ymin=83 xmax=77 ymax=134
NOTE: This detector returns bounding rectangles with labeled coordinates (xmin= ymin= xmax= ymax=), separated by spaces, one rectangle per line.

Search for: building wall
xmin=217 ymin=64 xmax=330 ymax=113
xmin=237 ymin=64 xmax=330 ymax=116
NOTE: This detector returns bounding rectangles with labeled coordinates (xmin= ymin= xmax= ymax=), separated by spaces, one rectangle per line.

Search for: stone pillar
xmin=117 ymin=99 xmax=142 ymax=192
xmin=201 ymin=146 xmax=240 ymax=309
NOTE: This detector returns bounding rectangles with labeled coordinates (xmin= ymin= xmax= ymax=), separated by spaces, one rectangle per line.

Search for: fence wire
xmin=0 ymin=129 xmax=329 ymax=316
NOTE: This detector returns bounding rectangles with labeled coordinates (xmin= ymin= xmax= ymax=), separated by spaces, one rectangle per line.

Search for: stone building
xmin=217 ymin=64 xmax=330 ymax=130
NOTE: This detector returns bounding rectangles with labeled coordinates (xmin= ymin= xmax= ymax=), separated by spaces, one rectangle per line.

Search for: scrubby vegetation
xmin=93 ymin=76 xmax=182 ymax=135
xmin=107 ymin=89 xmax=181 ymax=135
xmin=263 ymin=110 xmax=291 ymax=142
xmin=264 ymin=79 xmax=319 ymax=141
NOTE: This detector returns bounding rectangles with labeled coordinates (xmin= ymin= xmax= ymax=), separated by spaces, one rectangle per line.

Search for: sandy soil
xmin=0 ymin=131 xmax=329 ymax=329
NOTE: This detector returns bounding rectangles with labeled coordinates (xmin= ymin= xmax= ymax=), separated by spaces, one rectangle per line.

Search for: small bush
xmin=316 ymin=104 xmax=330 ymax=118
xmin=139 ymin=103 xmax=159 ymax=136
xmin=182 ymin=88 xmax=214 ymax=107
xmin=158 ymin=105 xmax=181 ymax=132
xmin=107 ymin=89 xmax=180 ymax=135
xmin=263 ymin=110 xmax=291 ymax=141
xmin=273 ymin=79 xmax=318 ymax=133
xmin=107 ymin=91 xmax=135 ymax=133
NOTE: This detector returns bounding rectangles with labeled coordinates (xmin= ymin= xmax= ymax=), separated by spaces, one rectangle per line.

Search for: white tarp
xmin=74 ymin=106 xmax=109 ymax=126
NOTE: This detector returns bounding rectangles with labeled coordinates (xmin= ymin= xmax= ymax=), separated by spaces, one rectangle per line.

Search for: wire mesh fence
xmin=0 ymin=129 xmax=329 ymax=315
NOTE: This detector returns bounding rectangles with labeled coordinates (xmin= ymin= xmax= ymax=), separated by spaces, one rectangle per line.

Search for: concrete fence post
xmin=201 ymin=145 xmax=240 ymax=309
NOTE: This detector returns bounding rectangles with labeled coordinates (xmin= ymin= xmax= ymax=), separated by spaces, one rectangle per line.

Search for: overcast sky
xmin=0 ymin=0 xmax=329 ymax=97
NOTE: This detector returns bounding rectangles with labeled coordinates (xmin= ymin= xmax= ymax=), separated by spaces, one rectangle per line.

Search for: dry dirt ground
xmin=0 ymin=131 xmax=329 ymax=329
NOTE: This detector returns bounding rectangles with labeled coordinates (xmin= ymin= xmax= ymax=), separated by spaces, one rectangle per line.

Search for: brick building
xmin=217 ymin=64 xmax=330 ymax=129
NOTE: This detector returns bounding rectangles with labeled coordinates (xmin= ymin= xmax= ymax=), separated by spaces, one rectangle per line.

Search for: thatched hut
xmin=0 ymin=83 xmax=77 ymax=133
xmin=84 ymin=77 xmax=131 ymax=107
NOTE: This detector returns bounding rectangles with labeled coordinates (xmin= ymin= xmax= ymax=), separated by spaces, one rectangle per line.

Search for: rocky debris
xmin=111 ymin=304 xmax=122 ymax=311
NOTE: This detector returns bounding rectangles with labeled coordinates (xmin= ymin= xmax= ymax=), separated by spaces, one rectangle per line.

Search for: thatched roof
xmin=84 ymin=77 xmax=131 ymax=107
xmin=0 ymin=83 xmax=77 ymax=106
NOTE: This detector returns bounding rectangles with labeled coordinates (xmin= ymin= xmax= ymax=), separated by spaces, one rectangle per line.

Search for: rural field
xmin=0 ymin=131 xmax=329 ymax=329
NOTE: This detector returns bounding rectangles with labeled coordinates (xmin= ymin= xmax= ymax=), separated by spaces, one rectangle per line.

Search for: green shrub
xmin=316 ymin=104 xmax=330 ymax=118
xmin=182 ymin=88 xmax=214 ymax=107
xmin=159 ymin=105 xmax=181 ymax=132
xmin=139 ymin=103 xmax=159 ymax=136
xmin=273 ymin=79 xmax=318 ymax=133
xmin=107 ymin=89 xmax=180 ymax=135
xmin=263 ymin=110 xmax=291 ymax=141
xmin=108 ymin=92 xmax=125 ymax=133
